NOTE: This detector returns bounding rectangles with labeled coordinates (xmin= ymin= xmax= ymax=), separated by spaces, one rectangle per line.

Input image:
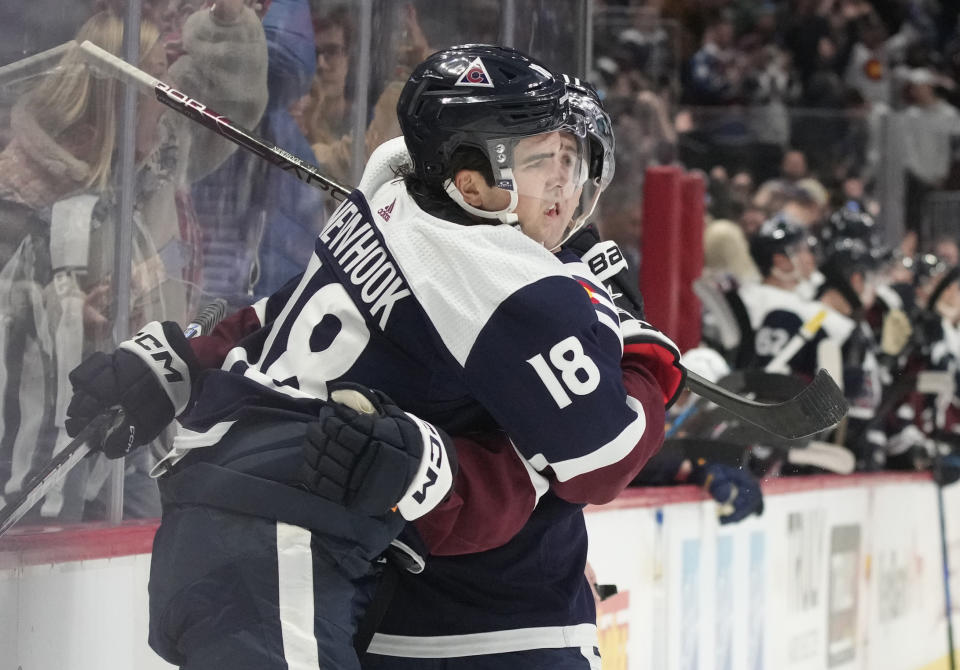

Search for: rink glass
xmin=0 ymin=0 xmax=931 ymax=534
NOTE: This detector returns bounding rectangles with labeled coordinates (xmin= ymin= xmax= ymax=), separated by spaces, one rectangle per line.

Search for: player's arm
xmin=414 ymin=431 xmax=546 ymax=555
xmin=463 ymin=277 xmax=683 ymax=506
xmin=297 ymin=384 xmax=545 ymax=555
xmin=189 ymin=272 xmax=304 ymax=368
xmin=65 ymin=321 xmax=202 ymax=458
xmin=65 ymin=272 xmax=307 ymax=456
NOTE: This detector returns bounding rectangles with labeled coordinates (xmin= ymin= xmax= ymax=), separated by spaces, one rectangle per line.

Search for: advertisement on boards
xmin=585 ymin=476 xmax=950 ymax=670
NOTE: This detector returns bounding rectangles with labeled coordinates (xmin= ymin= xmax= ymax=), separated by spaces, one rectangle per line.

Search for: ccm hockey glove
xmin=689 ymin=459 xmax=764 ymax=525
xmin=65 ymin=321 xmax=199 ymax=459
xmin=299 ymin=384 xmax=457 ymax=520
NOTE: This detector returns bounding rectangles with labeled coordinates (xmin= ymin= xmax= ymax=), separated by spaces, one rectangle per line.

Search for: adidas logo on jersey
xmin=378 ymin=199 xmax=396 ymax=221
xmin=320 ymin=198 xmax=412 ymax=330
xmin=455 ymin=57 xmax=495 ymax=88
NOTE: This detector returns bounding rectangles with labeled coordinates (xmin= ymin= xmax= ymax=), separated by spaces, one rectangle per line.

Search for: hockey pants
xmin=147 ymin=417 xmax=405 ymax=669
xmin=362 ymin=646 xmax=603 ymax=670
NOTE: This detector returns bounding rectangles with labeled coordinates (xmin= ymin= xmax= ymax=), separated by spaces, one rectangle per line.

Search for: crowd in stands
xmin=1 ymin=0 xmax=960 ymax=528
xmin=592 ymin=0 xmax=960 ymax=508
xmin=593 ymin=0 xmax=960 ymax=246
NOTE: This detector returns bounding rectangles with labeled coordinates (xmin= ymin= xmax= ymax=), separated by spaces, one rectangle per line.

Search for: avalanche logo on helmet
xmin=454 ymin=57 xmax=495 ymax=88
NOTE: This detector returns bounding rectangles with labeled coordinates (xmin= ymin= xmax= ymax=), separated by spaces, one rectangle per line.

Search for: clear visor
xmin=486 ymin=122 xmax=590 ymax=205
xmin=784 ymin=240 xmax=816 ymax=279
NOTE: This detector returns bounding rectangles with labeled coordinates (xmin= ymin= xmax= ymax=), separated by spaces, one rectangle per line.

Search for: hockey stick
xmin=76 ymin=40 xmax=350 ymax=202
xmin=685 ymin=369 xmax=846 ymax=441
xmin=76 ymin=40 xmax=847 ymax=440
xmin=0 ymin=42 xmax=72 ymax=85
xmin=0 ymin=300 xmax=227 ymax=537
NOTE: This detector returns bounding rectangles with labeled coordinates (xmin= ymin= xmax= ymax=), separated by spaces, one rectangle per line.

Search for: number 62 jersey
xmin=183 ymin=177 xmax=665 ymax=506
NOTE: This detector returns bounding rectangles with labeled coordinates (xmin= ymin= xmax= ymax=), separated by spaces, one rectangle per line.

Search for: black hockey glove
xmin=65 ymin=321 xmax=199 ymax=459
xmin=299 ymin=384 xmax=457 ymax=520
xmin=564 ymin=224 xmax=645 ymax=320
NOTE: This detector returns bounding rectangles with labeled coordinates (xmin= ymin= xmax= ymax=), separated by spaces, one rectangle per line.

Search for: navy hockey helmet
xmin=913 ymin=253 xmax=959 ymax=310
xmin=563 ymin=74 xmax=615 ymax=190
xmin=914 ymin=252 xmax=950 ymax=286
xmin=817 ymin=237 xmax=885 ymax=312
xmin=821 ymin=201 xmax=878 ymax=247
xmin=397 ymin=45 xmax=578 ymax=224
xmin=749 ymin=213 xmax=808 ymax=276
xmin=560 ymin=74 xmax=616 ymax=243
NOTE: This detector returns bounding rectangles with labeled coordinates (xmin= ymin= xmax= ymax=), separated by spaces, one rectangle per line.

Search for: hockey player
xmin=356 ymin=72 xmax=681 ymax=670
xmin=813 ymin=237 xmax=889 ymax=466
xmin=882 ymin=254 xmax=960 ymax=472
xmin=63 ymin=47 xmax=681 ymax=669
xmin=739 ymin=213 xmax=855 ymax=378
xmin=819 ymin=203 xmax=913 ymax=358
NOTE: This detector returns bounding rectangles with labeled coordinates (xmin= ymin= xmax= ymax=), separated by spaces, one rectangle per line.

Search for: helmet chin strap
xmin=443 ymin=173 xmax=520 ymax=226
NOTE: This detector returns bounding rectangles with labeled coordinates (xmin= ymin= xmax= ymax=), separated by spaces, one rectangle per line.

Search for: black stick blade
xmin=684 ymin=369 xmax=848 ymax=440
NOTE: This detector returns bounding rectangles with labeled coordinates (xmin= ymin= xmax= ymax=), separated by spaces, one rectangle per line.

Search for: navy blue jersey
xmin=738 ymin=282 xmax=854 ymax=377
xmin=367 ymin=491 xmax=599 ymax=659
xmin=174 ymin=179 xmax=666 ymax=655
xmin=180 ymin=180 xmax=648 ymax=492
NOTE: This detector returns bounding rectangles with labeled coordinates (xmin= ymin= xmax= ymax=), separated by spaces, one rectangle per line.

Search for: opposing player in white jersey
xmin=740 ymin=213 xmax=855 ymax=377
xmin=62 ymin=47 xmax=683 ymax=669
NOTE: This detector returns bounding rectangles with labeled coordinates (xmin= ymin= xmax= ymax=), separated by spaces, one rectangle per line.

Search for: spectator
xmin=614 ymin=0 xmax=675 ymax=91
xmin=739 ymin=203 xmax=766 ymax=236
xmin=755 ymin=149 xmax=807 ymax=202
xmin=899 ymin=67 xmax=960 ymax=242
xmin=704 ymin=218 xmax=761 ymax=285
xmin=783 ymin=183 xmax=828 ymax=229
xmin=0 ymin=2 xmax=267 ymax=519
xmin=300 ymin=5 xmax=352 ymax=173
xmin=743 ymin=43 xmax=798 ymax=151
xmin=844 ymin=11 xmax=893 ymax=106
xmin=298 ymin=3 xmax=431 ymax=186
xmin=781 ymin=148 xmax=809 ymax=182
xmin=192 ymin=0 xmax=326 ymax=303
xmin=685 ymin=10 xmax=741 ymax=106
xmin=783 ymin=0 xmax=835 ymax=90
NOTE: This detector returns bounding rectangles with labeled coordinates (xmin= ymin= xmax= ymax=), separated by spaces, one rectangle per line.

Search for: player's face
xmin=512 ymin=131 xmax=583 ymax=248
xmin=790 ymin=242 xmax=817 ymax=280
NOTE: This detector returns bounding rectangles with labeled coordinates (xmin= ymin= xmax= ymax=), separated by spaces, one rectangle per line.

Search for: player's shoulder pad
xmin=371 ymin=182 xmax=588 ymax=366
xmin=359 ymin=137 xmax=410 ymax=199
